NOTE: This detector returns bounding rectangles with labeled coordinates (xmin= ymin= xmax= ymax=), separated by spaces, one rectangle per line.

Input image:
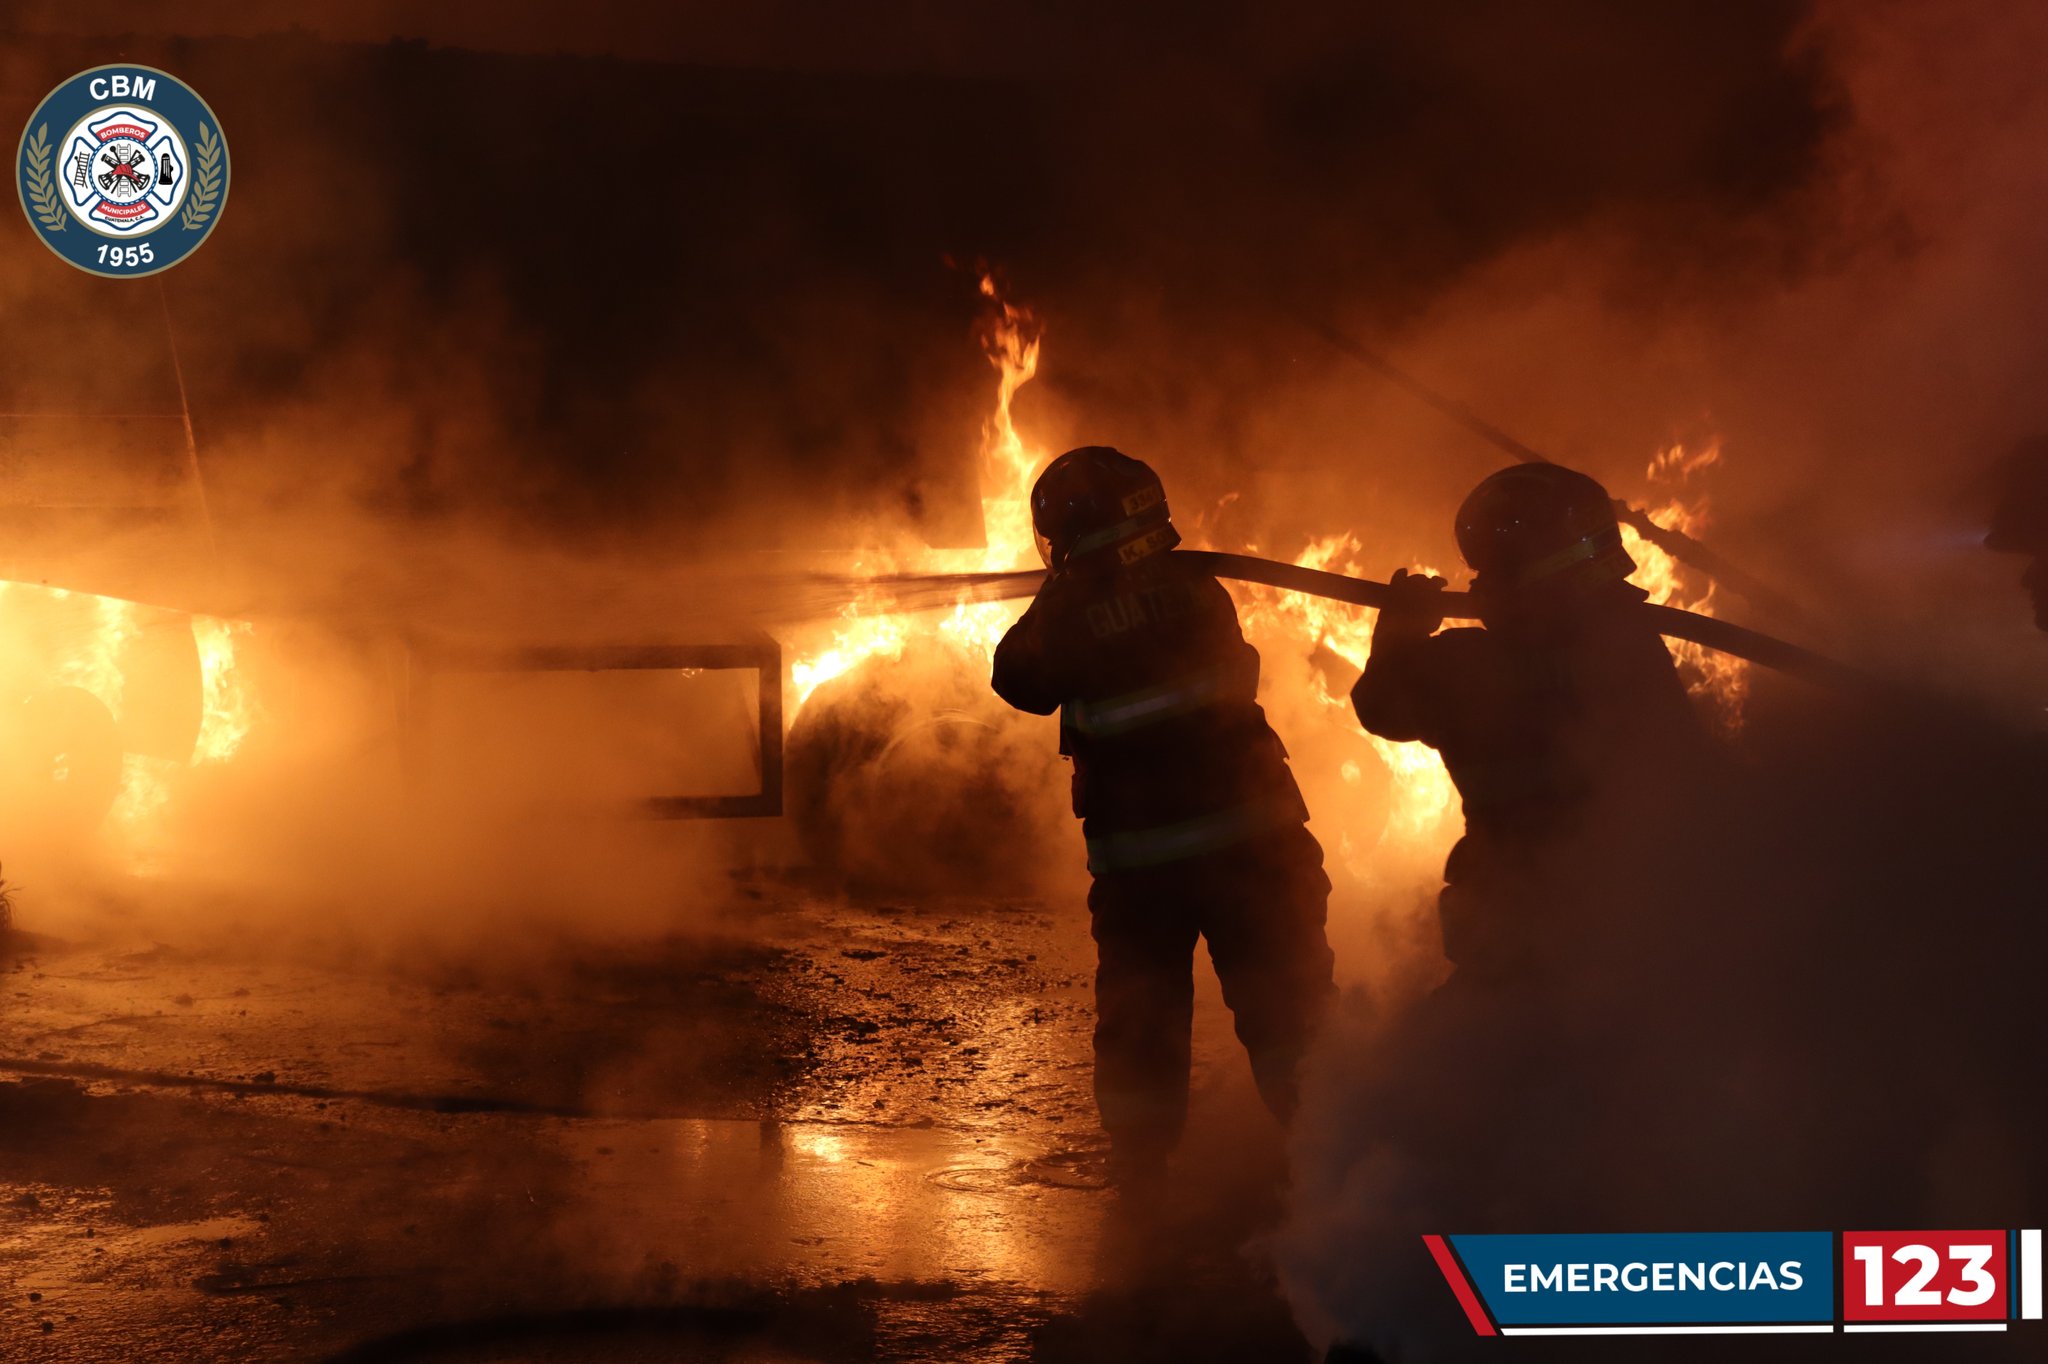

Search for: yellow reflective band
xmin=1120 ymin=483 xmax=1164 ymax=517
xmin=1068 ymin=501 xmax=1174 ymax=559
xmin=1064 ymin=660 xmax=1251 ymax=737
xmin=1115 ymin=525 xmax=1176 ymax=565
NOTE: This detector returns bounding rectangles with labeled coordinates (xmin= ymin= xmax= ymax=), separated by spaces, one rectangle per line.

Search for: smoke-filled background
xmin=2 ymin=2 xmax=2046 ymax=1357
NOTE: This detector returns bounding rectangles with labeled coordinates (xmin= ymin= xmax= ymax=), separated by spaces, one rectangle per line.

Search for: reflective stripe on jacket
xmin=1061 ymin=656 xmax=1254 ymax=738
xmin=1084 ymin=790 xmax=1309 ymax=875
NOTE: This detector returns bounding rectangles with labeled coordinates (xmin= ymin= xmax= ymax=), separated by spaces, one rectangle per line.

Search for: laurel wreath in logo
xmin=21 ymin=124 xmax=65 ymax=231
xmin=180 ymin=121 xmax=222 ymax=232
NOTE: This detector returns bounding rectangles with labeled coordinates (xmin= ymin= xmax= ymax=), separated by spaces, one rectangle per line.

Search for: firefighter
xmin=1351 ymin=463 xmax=1708 ymax=982
xmin=992 ymin=446 xmax=1334 ymax=1185
xmin=1986 ymin=436 xmax=2048 ymax=631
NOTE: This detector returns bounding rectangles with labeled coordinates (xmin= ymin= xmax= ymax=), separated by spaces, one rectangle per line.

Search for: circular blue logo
xmin=17 ymin=65 xmax=230 ymax=278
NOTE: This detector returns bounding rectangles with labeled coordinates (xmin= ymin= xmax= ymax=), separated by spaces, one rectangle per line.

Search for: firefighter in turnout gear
xmin=992 ymin=447 xmax=1334 ymax=1182
xmin=1352 ymin=463 xmax=1708 ymax=982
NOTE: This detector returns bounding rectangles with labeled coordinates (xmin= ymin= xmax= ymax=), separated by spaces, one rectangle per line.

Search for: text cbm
xmin=89 ymin=74 xmax=157 ymax=101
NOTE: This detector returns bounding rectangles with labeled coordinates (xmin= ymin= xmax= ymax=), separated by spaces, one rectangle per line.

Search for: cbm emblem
xmin=17 ymin=66 xmax=229 ymax=278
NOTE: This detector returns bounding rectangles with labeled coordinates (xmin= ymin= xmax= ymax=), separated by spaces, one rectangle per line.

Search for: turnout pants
xmin=1085 ymin=822 xmax=1334 ymax=1158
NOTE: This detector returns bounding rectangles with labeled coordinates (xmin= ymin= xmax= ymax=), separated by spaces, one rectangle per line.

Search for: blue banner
xmin=1448 ymin=1232 xmax=1835 ymax=1327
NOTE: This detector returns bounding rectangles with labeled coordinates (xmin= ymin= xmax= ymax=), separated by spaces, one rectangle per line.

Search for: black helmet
xmin=1030 ymin=446 xmax=1180 ymax=571
xmin=1455 ymin=463 xmax=1635 ymax=593
xmin=1986 ymin=437 xmax=2048 ymax=553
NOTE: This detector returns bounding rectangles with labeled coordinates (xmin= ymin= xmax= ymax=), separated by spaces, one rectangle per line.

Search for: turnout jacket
xmin=1351 ymin=583 xmax=1705 ymax=849
xmin=992 ymin=551 xmax=1309 ymax=875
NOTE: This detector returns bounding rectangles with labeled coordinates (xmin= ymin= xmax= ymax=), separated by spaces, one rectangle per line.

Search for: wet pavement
xmin=0 ymin=880 xmax=1313 ymax=1361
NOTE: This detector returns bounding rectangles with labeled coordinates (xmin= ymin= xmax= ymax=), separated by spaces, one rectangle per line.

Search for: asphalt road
xmin=0 ymin=878 xmax=1312 ymax=1362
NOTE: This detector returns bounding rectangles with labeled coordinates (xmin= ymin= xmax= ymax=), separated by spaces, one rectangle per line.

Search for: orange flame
xmin=1 ymin=578 xmax=259 ymax=860
xmin=1230 ymin=535 xmax=1459 ymax=879
xmin=783 ymin=283 xmax=1748 ymax=896
xmin=1619 ymin=441 xmax=1749 ymax=731
xmin=192 ymin=616 xmax=258 ymax=764
xmin=789 ymin=274 xmax=1044 ymax=709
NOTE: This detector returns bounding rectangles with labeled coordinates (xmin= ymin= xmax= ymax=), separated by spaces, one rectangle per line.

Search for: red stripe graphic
xmin=1423 ymin=1234 xmax=1497 ymax=1336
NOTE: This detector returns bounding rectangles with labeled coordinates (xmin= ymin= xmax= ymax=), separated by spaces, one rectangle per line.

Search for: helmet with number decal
xmin=1030 ymin=446 xmax=1180 ymax=572
xmin=1455 ymin=463 xmax=1635 ymax=594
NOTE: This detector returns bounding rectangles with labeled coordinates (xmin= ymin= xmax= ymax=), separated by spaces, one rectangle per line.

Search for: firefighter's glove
xmin=1377 ymin=567 xmax=1449 ymax=641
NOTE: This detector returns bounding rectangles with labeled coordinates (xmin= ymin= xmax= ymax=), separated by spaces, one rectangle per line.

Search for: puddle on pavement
xmin=117 ymin=1215 xmax=264 ymax=1249
xmin=551 ymin=1118 xmax=1107 ymax=1297
xmin=928 ymin=1145 xmax=1111 ymax=1194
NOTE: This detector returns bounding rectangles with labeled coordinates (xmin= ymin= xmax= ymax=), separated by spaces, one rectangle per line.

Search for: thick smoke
xmin=1266 ymin=4 xmax=2048 ymax=1356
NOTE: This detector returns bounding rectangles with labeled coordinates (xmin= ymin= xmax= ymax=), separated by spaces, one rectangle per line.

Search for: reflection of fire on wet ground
xmin=0 ymin=882 xmax=1312 ymax=1361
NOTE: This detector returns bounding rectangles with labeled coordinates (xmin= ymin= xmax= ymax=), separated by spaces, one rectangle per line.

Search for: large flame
xmin=37 ymin=586 xmax=170 ymax=843
xmin=1619 ymin=441 xmax=1750 ymax=731
xmin=788 ymin=275 xmax=1044 ymax=709
xmin=1 ymin=578 xmax=259 ymax=862
xmin=1227 ymin=445 xmax=1748 ymax=883
xmin=192 ymin=617 xmax=258 ymax=765
xmin=1230 ymin=535 xmax=1460 ymax=880
xmin=784 ymin=276 xmax=1468 ymax=876
xmin=784 ymin=283 xmax=1748 ymax=886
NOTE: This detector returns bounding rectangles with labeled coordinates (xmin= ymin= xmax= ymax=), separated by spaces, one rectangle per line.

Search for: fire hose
xmin=830 ymin=551 xmax=1884 ymax=699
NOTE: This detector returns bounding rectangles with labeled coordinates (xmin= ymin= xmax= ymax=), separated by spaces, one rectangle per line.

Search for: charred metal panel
xmin=406 ymin=636 xmax=782 ymax=819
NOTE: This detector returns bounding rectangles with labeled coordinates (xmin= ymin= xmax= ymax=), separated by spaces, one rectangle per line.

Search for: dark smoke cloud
xmin=4 ymin=2 xmax=1828 ymax=565
xmin=1277 ymin=704 xmax=2048 ymax=1359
